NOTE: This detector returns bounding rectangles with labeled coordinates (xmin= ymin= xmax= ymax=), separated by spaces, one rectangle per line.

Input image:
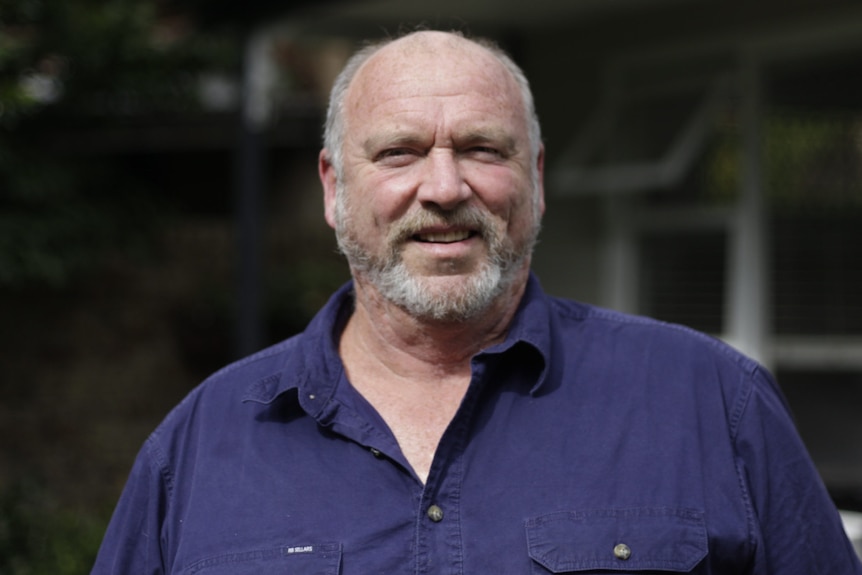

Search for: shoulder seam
xmin=144 ymin=431 xmax=174 ymax=502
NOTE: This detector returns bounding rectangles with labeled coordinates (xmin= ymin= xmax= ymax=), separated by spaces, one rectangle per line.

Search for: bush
xmin=0 ymin=481 xmax=107 ymax=575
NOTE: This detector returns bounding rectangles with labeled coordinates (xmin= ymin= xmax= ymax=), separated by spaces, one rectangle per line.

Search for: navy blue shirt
xmin=93 ymin=274 xmax=862 ymax=574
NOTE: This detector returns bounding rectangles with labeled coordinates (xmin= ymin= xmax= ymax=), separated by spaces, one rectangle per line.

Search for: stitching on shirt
xmin=728 ymin=367 xmax=755 ymax=443
xmin=443 ymin=373 xmax=478 ymax=575
xmin=728 ymin=368 xmax=760 ymax=556
xmin=733 ymin=453 xmax=759 ymax=567
xmin=145 ymin=433 xmax=174 ymax=501
xmin=144 ymin=431 xmax=176 ymax=570
xmin=528 ymin=506 xmax=705 ymax=522
xmin=183 ymin=543 xmax=341 ymax=574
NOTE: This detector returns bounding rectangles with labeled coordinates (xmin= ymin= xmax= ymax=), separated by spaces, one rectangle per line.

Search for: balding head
xmin=322 ymin=30 xmax=542 ymax=184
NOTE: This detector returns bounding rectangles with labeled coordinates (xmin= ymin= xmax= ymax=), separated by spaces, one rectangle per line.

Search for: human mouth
xmin=414 ymin=230 xmax=474 ymax=243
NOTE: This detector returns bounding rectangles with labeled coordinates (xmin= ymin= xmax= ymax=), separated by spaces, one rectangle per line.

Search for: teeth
xmin=417 ymin=230 xmax=471 ymax=243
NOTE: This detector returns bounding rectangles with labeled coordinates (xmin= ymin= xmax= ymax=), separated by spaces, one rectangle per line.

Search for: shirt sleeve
xmin=91 ymin=437 xmax=168 ymax=575
xmin=733 ymin=366 xmax=862 ymax=574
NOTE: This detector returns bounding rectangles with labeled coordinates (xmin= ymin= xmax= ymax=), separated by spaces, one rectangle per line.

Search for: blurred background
xmin=2 ymin=0 xmax=862 ymax=570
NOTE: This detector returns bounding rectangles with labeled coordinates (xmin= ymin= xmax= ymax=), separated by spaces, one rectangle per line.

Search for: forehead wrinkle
xmin=358 ymin=91 xmax=523 ymax=134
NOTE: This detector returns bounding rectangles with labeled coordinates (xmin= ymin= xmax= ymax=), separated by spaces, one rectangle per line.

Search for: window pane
xmin=638 ymin=231 xmax=726 ymax=334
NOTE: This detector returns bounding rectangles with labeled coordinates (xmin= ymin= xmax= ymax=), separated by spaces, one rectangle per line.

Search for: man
xmin=93 ymin=30 xmax=862 ymax=574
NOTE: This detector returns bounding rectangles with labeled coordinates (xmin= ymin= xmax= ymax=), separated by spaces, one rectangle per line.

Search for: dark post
xmin=233 ymin=28 xmax=268 ymax=358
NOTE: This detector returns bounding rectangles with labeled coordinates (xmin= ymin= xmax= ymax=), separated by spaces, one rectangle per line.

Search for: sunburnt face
xmin=321 ymin=32 xmax=544 ymax=320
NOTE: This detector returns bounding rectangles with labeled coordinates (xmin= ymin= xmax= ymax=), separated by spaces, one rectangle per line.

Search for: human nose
xmin=416 ymin=149 xmax=472 ymax=210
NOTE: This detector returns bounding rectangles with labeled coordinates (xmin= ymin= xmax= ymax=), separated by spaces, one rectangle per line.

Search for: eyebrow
xmin=362 ymin=128 xmax=519 ymax=156
xmin=362 ymin=133 xmax=430 ymax=156
xmin=455 ymin=130 xmax=518 ymax=153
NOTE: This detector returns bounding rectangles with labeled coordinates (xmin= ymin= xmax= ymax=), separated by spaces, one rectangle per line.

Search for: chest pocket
xmin=181 ymin=542 xmax=341 ymax=575
xmin=526 ymin=508 xmax=707 ymax=573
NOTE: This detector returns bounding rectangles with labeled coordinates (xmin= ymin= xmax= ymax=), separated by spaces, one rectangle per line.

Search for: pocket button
xmin=613 ymin=543 xmax=632 ymax=560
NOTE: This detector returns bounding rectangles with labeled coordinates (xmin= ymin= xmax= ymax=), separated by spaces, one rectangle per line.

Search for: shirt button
xmin=613 ymin=543 xmax=632 ymax=560
xmin=427 ymin=505 xmax=444 ymax=522
xmin=370 ymin=448 xmax=382 ymax=458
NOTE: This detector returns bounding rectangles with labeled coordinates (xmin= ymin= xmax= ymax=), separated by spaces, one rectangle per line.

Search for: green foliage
xmin=0 ymin=0 xmax=238 ymax=287
xmin=0 ymin=481 xmax=107 ymax=575
xmin=701 ymin=109 xmax=862 ymax=214
xmin=0 ymin=154 xmax=162 ymax=286
xmin=702 ymin=125 xmax=742 ymax=205
xmin=765 ymin=111 xmax=862 ymax=213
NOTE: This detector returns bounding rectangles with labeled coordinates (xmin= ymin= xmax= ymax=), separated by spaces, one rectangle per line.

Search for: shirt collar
xmin=244 ymin=272 xmax=557 ymax=407
xmin=241 ymin=281 xmax=353 ymax=411
xmin=475 ymin=273 xmax=555 ymax=395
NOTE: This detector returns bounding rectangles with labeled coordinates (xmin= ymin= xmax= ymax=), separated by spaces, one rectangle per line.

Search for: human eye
xmin=464 ymin=145 xmax=505 ymax=162
xmin=374 ymin=146 xmax=422 ymax=167
xmin=377 ymin=148 xmax=411 ymax=159
xmin=474 ymin=145 xmax=502 ymax=156
xmin=458 ymin=132 xmax=515 ymax=162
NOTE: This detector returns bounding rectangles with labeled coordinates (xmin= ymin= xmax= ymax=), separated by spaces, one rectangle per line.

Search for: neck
xmin=337 ymin=270 xmax=529 ymax=485
xmin=342 ymin=270 xmax=529 ymax=379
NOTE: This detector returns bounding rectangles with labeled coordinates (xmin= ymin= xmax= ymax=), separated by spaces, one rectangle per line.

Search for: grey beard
xmin=335 ymin=202 xmax=533 ymax=322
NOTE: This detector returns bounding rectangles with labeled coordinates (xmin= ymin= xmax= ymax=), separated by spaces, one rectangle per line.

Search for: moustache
xmin=389 ymin=205 xmax=495 ymax=244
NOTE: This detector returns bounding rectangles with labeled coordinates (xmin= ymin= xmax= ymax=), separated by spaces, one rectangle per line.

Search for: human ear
xmin=319 ymin=149 xmax=338 ymax=230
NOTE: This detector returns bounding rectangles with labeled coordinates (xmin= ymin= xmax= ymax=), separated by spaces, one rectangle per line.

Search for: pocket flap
xmin=526 ymin=508 xmax=707 ymax=572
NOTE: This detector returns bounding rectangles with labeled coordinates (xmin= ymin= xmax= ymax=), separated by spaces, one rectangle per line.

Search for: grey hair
xmin=321 ymin=31 xmax=543 ymax=185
